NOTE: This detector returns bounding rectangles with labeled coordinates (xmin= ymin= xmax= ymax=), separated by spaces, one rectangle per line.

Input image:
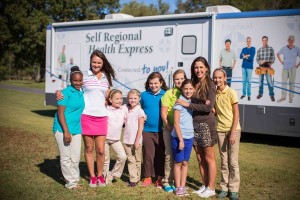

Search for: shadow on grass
xmin=36 ymin=157 xmax=130 ymax=186
xmin=241 ymin=132 xmax=300 ymax=148
xmin=32 ymin=109 xmax=56 ymax=118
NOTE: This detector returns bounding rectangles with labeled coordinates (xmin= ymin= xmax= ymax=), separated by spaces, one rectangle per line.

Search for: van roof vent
xmin=206 ymin=5 xmax=241 ymax=13
xmin=105 ymin=13 xmax=134 ymax=20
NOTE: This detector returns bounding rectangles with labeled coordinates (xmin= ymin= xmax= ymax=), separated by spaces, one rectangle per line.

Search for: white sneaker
xmin=198 ymin=187 xmax=216 ymax=198
xmin=192 ymin=185 xmax=206 ymax=195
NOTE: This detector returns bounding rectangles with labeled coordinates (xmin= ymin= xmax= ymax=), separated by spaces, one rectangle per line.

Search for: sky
xmin=119 ymin=0 xmax=177 ymax=13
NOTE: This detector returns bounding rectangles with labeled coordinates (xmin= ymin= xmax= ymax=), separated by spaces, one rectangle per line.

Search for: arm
xmin=240 ymin=48 xmax=244 ymax=59
xmin=276 ymin=53 xmax=284 ymax=65
xmin=247 ymin=47 xmax=255 ymax=61
xmin=57 ymin=105 xmax=72 ymax=143
xmin=55 ymin=90 xmax=64 ymax=100
xmin=161 ymin=106 xmax=172 ymax=131
xmin=229 ymin=103 xmax=239 ymax=145
xmin=134 ymin=116 xmax=145 ymax=149
xmin=188 ymin=86 xmax=216 ymax=113
xmin=232 ymin=51 xmax=237 ymax=69
xmin=270 ymin=47 xmax=275 ymax=64
xmin=173 ymin=109 xmax=184 ymax=150
xmin=232 ymin=59 xmax=236 ymax=69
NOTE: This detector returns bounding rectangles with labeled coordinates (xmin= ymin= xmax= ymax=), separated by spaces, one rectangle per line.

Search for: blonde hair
xmin=213 ymin=68 xmax=227 ymax=85
xmin=127 ymin=89 xmax=141 ymax=107
xmin=107 ymin=89 xmax=122 ymax=105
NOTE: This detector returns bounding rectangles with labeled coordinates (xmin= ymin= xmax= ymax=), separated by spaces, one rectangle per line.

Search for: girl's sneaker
xmin=181 ymin=187 xmax=189 ymax=196
xmin=97 ymin=175 xmax=106 ymax=187
xmin=141 ymin=177 xmax=152 ymax=187
xmin=192 ymin=185 xmax=206 ymax=195
xmin=155 ymin=180 xmax=163 ymax=189
xmin=163 ymin=185 xmax=174 ymax=192
xmin=217 ymin=191 xmax=228 ymax=199
xmin=89 ymin=177 xmax=97 ymax=188
xmin=198 ymin=187 xmax=216 ymax=198
xmin=175 ymin=187 xmax=184 ymax=197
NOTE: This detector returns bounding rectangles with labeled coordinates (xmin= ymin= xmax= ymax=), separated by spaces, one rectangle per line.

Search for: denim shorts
xmin=171 ymin=136 xmax=194 ymax=163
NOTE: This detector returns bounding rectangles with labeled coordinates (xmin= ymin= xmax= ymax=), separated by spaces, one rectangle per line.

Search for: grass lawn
xmin=0 ymin=80 xmax=300 ymax=199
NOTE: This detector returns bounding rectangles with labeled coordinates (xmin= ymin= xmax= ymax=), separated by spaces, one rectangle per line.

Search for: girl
xmin=176 ymin=57 xmax=217 ymax=198
xmin=104 ymin=89 xmax=127 ymax=185
xmin=81 ymin=50 xmax=115 ymax=187
xmin=53 ymin=66 xmax=84 ymax=189
xmin=161 ymin=69 xmax=187 ymax=192
xmin=171 ymin=79 xmax=195 ymax=197
xmin=141 ymin=72 xmax=168 ymax=188
xmin=123 ymin=89 xmax=146 ymax=187
xmin=213 ymin=68 xmax=241 ymax=200
xmin=56 ymin=50 xmax=116 ymax=187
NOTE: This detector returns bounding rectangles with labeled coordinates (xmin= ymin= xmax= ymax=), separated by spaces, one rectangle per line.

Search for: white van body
xmin=45 ymin=8 xmax=300 ymax=137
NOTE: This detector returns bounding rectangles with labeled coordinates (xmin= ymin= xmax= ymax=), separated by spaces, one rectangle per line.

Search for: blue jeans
xmin=258 ymin=71 xmax=274 ymax=96
xmin=222 ymin=66 xmax=232 ymax=87
xmin=242 ymin=68 xmax=253 ymax=96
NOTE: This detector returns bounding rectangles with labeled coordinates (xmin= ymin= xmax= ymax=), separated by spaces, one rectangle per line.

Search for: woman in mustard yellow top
xmin=213 ymin=68 xmax=241 ymax=200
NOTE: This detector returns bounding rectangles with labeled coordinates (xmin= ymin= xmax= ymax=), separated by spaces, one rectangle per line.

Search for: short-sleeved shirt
xmin=106 ymin=105 xmax=127 ymax=140
xmin=215 ymin=85 xmax=241 ymax=132
xmin=161 ymin=87 xmax=181 ymax=126
xmin=82 ymin=69 xmax=109 ymax=117
xmin=141 ymin=89 xmax=166 ymax=133
xmin=220 ymin=49 xmax=237 ymax=67
xmin=278 ymin=45 xmax=300 ymax=69
xmin=123 ymin=105 xmax=146 ymax=145
xmin=171 ymin=95 xmax=194 ymax=139
xmin=53 ymin=86 xmax=85 ymax=134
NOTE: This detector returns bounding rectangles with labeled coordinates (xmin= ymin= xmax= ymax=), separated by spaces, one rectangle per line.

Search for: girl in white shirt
xmin=123 ymin=89 xmax=146 ymax=187
xmin=104 ymin=89 xmax=127 ymax=185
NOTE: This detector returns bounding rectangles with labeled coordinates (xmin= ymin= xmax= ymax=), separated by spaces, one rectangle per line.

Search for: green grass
xmin=0 ymin=81 xmax=300 ymax=199
xmin=0 ymin=80 xmax=45 ymax=89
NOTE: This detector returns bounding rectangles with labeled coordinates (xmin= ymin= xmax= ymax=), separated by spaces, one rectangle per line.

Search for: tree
xmin=120 ymin=0 xmax=170 ymax=17
xmin=175 ymin=0 xmax=300 ymax=13
xmin=0 ymin=0 xmax=121 ymax=80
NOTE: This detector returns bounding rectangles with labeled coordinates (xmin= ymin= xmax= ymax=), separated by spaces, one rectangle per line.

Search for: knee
xmin=85 ymin=145 xmax=94 ymax=154
xmin=96 ymin=148 xmax=105 ymax=156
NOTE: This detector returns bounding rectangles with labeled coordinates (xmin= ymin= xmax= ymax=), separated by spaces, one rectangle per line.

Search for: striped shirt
xmin=82 ymin=69 xmax=109 ymax=117
xmin=256 ymin=45 xmax=275 ymax=65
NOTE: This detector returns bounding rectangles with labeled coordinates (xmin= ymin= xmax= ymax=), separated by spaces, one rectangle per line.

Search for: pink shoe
xmin=89 ymin=177 xmax=97 ymax=188
xmin=97 ymin=175 xmax=106 ymax=187
xmin=141 ymin=177 xmax=152 ymax=187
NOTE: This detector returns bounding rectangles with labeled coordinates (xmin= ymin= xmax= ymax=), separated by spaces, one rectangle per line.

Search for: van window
xmin=182 ymin=36 xmax=196 ymax=54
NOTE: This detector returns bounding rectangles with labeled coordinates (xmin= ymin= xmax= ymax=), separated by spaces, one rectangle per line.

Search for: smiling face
xmin=109 ymin=92 xmax=123 ymax=108
xmin=149 ymin=77 xmax=163 ymax=94
xmin=193 ymin=61 xmax=208 ymax=81
xmin=90 ymin=55 xmax=103 ymax=74
xmin=181 ymin=83 xmax=194 ymax=99
xmin=71 ymin=73 xmax=83 ymax=90
xmin=173 ymin=72 xmax=186 ymax=89
xmin=213 ymin=69 xmax=226 ymax=89
xmin=128 ymin=92 xmax=140 ymax=108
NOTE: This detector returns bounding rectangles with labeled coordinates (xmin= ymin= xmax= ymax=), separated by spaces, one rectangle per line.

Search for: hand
xmin=211 ymin=108 xmax=216 ymax=114
xmin=179 ymin=140 xmax=184 ymax=150
xmin=134 ymin=141 xmax=140 ymax=150
xmin=231 ymin=65 xmax=235 ymax=69
xmin=175 ymin=99 xmax=189 ymax=107
xmin=166 ymin=124 xmax=173 ymax=131
xmin=280 ymin=61 xmax=284 ymax=65
xmin=229 ymin=133 xmax=236 ymax=145
xmin=64 ymin=132 xmax=72 ymax=143
xmin=205 ymin=100 xmax=210 ymax=105
xmin=55 ymin=90 xmax=64 ymax=101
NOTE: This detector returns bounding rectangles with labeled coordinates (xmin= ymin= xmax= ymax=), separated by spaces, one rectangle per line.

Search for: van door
xmin=175 ymin=21 xmax=210 ymax=79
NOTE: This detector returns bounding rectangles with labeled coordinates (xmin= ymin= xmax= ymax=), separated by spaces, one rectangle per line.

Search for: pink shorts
xmin=81 ymin=114 xmax=107 ymax=136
